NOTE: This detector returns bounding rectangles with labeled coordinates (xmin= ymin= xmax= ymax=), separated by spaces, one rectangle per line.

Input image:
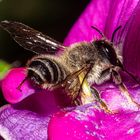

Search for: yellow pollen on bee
xmin=78 ymin=73 xmax=95 ymax=104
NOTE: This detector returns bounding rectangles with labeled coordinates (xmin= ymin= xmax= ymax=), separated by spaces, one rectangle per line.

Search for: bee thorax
xmin=64 ymin=42 xmax=98 ymax=69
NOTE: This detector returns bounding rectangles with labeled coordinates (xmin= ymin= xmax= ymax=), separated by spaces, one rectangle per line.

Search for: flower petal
xmin=48 ymin=105 xmax=140 ymax=140
xmin=48 ymin=75 xmax=140 ymax=139
xmin=64 ymin=0 xmax=111 ymax=45
xmin=1 ymin=67 xmax=73 ymax=114
xmin=122 ymin=1 xmax=140 ymax=79
xmin=0 ymin=105 xmax=50 ymax=140
xmin=1 ymin=68 xmax=35 ymax=104
xmin=96 ymin=80 xmax=140 ymax=112
xmin=64 ymin=0 xmax=139 ymax=46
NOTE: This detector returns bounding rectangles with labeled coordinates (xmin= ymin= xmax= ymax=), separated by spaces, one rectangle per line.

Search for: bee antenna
xmin=122 ymin=68 xmax=140 ymax=85
xmin=91 ymin=26 xmax=104 ymax=38
xmin=111 ymin=26 xmax=122 ymax=43
xmin=17 ymin=76 xmax=29 ymax=92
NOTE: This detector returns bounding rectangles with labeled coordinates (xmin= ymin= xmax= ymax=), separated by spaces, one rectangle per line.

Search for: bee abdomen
xmin=27 ymin=57 xmax=67 ymax=87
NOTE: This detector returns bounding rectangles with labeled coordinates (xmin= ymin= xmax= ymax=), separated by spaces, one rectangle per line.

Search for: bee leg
xmin=16 ymin=76 xmax=28 ymax=92
xmin=58 ymin=63 xmax=95 ymax=105
xmin=76 ymin=63 xmax=94 ymax=104
xmin=112 ymin=69 xmax=140 ymax=108
xmin=91 ymin=87 xmax=113 ymax=113
xmin=53 ymin=65 xmax=92 ymax=105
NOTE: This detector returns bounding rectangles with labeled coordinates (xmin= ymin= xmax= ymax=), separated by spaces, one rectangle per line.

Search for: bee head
xmin=93 ymin=39 xmax=122 ymax=68
xmin=91 ymin=26 xmax=122 ymax=68
xmin=91 ymin=26 xmax=140 ymax=85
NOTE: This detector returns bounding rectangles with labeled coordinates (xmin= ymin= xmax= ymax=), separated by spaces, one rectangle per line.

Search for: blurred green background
xmin=0 ymin=0 xmax=89 ymax=106
xmin=0 ymin=0 xmax=89 ymax=65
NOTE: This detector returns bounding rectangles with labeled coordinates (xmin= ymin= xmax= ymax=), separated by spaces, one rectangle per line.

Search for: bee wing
xmin=0 ymin=20 xmax=66 ymax=54
xmin=54 ymin=65 xmax=92 ymax=105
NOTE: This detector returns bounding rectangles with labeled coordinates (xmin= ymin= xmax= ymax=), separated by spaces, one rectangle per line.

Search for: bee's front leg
xmin=111 ymin=69 xmax=140 ymax=108
xmin=91 ymin=87 xmax=113 ymax=114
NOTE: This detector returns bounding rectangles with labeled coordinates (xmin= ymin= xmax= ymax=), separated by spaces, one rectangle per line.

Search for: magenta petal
xmin=1 ymin=67 xmax=72 ymax=114
xmin=48 ymin=105 xmax=140 ymax=140
xmin=103 ymin=0 xmax=139 ymax=39
xmin=48 ymin=78 xmax=140 ymax=139
xmin=64 ymin=0 xmax=139 ymax=46
xmin=96 ymin=80 xmax=140 ymax=112
xmin=64 ymin=0 xmax=111 ymax=45
xmin=0 ymin=105 xmax=50 ymax=139
xmin=1 ymin=68 xmax=35 ymax=104
xmin=123 ymin=1 xmax=140 ymax=78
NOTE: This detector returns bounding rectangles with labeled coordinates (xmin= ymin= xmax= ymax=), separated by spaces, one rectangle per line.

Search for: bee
xmin=0 ymin=20 xmax=139 ymax=113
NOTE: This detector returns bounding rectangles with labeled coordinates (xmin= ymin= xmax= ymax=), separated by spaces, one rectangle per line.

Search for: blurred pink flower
xmin=1 ymin=0 xmax=140 ymax=139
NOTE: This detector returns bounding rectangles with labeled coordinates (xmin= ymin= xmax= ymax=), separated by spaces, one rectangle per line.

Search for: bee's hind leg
xmin=91 ymin=87 xmax=113 ymax=114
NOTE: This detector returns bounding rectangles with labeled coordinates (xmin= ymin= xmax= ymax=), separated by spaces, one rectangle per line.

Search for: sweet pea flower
xmin=1 ymin=0 xmax=140 ymax=139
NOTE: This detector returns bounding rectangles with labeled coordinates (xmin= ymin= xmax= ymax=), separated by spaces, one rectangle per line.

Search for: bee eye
xmin=94 ymin=40 xmax=118 ymax=66
xmin=103 ymin=45 xmax=118 ymax=65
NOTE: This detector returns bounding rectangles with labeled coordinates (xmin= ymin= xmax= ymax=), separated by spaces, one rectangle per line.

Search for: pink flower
xmin=1 ymin=0 xmax=140 ymax=139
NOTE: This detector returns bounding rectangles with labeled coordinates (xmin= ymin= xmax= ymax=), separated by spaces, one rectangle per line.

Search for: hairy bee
xmin=0 ymin=20 xmax=139 ymax=113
